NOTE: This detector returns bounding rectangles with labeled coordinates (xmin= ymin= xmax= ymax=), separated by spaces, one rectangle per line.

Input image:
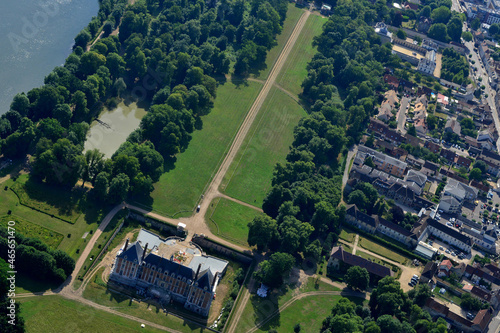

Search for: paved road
xmin=352 ymin=234 xmax=359 ymax=255
xmin=397 ymin=96 xmax=409 ymax=133
xmin=464 ymin=39 xmax=500 ymax=151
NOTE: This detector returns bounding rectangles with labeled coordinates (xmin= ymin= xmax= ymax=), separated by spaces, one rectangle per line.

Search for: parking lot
xmin=424 ymin=237 xmax=471 ymax=264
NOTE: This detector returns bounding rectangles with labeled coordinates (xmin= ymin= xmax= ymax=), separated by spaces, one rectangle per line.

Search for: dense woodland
xmin=0 ymin=0 xmax=288 ymax=203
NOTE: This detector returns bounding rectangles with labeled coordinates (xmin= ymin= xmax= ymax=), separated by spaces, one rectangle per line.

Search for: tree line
xmin=0 ymin=0 xmax=289 ymax=204
xmin=0 ymin=228 xmax=75 ymax=284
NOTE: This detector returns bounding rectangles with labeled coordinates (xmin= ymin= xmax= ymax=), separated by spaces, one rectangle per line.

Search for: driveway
xmin=397 ymin=97 xmax=409 ymax=133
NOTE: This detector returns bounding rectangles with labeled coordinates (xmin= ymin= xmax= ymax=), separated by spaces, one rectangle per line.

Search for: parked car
xmin=446 ymin=249 xmax=451 ymax=254
xmin=439 ymin=246 xmax=444 ymax=251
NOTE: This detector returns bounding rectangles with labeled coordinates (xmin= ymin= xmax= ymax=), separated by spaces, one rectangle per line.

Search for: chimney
xmin=194 ymin=263 xmax=202 ymax=280
xmin=141 ymin=243 xmax=148 ymax=262
xmin=123 ymin=238 xmax=129 ymax=251
xmin=212 ymin=272 xmax=218 ymax=287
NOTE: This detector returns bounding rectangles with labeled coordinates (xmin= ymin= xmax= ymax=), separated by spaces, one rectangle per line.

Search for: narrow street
xmin=397 ymin=96 xmax=409 ymax=134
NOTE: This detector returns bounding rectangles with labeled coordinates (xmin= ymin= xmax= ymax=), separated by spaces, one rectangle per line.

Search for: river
xmin=84 ymin=102 xmax=147 ymax=158
xmin=0 ymin=0 xmax=99 ymax=115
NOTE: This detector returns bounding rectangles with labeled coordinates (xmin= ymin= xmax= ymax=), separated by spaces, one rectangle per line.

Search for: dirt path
xmin=217 ymin=193 xmax=263 ymax=212
xmin=352 ymin=234 xmax=359 ymax=254
xmin=226 ymin=276 xmax=258 ymax=333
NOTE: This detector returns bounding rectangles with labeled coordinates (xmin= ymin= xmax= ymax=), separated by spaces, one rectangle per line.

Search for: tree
xmin=471 ymin=17 xmax=481 ymax=30
xmin=427 ymin=114 xmax=438 ymax=130
xmin=447 ymin=17 xmax=463 ymax=42
xmin=113 ymin=78 xmax=127 ymax=97
xmin=80 ymin=51 xmax=107 ymax=76
xmin=431 ymin=6 xmax=451 ymax=24
xmin=107 ymin=173 xmax=130 ymax=203
xmin=93 ymin=172 xmax=109 ymax=201
xmin=82 ymin=149 xmax=105 ymax=186
xmin=247 ymin=215 xmax=278 ymax=251
xmin=407 ymin=124 xmax=417 ymax=136
xmin=293 ymin=323 xmax=301 ymax=333
xmin=345 ymin=266 xmax=369 ymax=290
xmin=74 ymin=29 xmax=91 ymax=48
xmin=428 ymin=23 xmax=449 ymax=43
xmin=474 ymin=160 xmax=487 ymax=173
xmin=462 ymin=31 xmax=473 ymax=42
xmin=469 ymin=168 xmax=483 ymax=181
xmin=420 ymin=6 xmax=431 ymax=18
xmin=396 ymin=29 xmax=406 ymax=40
xmin=52 ymin=104 xmax=72 ymax=127
xmin=10 ymin=93 xmax=30 ymax=116
xmin=253 ymin=252 xmax=295 ymax=287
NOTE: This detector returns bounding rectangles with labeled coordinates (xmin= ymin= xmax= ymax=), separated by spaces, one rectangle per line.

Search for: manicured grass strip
xmin=208 ymin=198 xmax=260 ymax=246
xmin=358 ymin=237 xmax=408 ymax=264
xmin=255 ymin=4 xmax=304 ymax=80
xmin=0 ymin=215 xmax=63 ymax=249
xmin=10 ymin=176 xmax=83 ymax=223
xmin=19 ymin=295 xmax=167 ymax=333
xmin=143 ymin=81 xmax=262 ymax=217
xmin=0 ymin=176 xmax=109 ymax=261
xmin=256 ymin=295 xmax=343 ymax=333
xmin=220 ymin=87 xmax=306 ymax=206
xmin=339 ymin=228 xmax=356 ymax=243
xmin=276 ymin=14 xmax=327 ymax=95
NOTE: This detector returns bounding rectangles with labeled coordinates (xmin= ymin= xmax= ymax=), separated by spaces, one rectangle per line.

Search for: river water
xmin=84 ymin=102 xmax=147 ymax=158
xmin=0 ymin=0 xmax=99 ymax=115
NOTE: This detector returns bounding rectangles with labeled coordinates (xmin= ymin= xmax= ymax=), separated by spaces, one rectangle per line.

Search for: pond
xmin=84 ymin=101 xmax=147 ymax=158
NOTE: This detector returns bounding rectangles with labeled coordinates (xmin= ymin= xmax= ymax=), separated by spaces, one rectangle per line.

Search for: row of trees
xmin=440 ymin=48 xmax=470 ymax=85
xmin=321 ymin=277 xmax=446 ymax=333
xmin=0 ymin=228 xmax=75 ymax=284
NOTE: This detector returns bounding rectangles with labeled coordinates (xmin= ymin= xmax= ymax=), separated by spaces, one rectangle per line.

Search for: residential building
xmin=411 ymin=217 xmax=473 ymax=252
xmin=421 ymin=261 xmax=438 ymax=283
xmin=439 ymin=195 xmax=462 ymax=214
xmin=437 ymin=259 xmax=453 ymax=278
xmin=328 ymin=245 xmax=394 ymax=280
xmin=455 ymin=155 xmax=472 ymax=170
xmin=440 ymin=148 xmax=457 ymax=163
xmin=424 ymin=298 xmax=493 ymax=333
xmin=384 ymin=74 xmax=400 ymax=89
xmin=417 ymin=50 xmax=437 ymax=75
xmin=425 ymin=141 xmax=440 ymax=154
xmin=443 ymin=178 xmax=478 ymax=203
xmin=445 ymin=118 xmax=462 ymax=136
xmin=377 ymin=90 xmax=399 ymax=122
xmin=414 ymin=118 xmax=427 ymax=135
xmin=109 ymin=229 xmax=228 ymax=316
xmin=405 ymin=169 xmax=427 ymax=194
xmin=421 ymin=160 xmax=440 ymax=176
xmin=357 ymin=146 xmax=408 ymax=177
xmin=375 ymin=22 xmax=393 ymax=44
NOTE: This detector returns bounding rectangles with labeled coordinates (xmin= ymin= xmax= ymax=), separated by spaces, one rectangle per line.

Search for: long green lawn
xmin=220 ymin=87 xmax=306 ymax=206
xmin=19 ymin=295 xmax=167 ymax=333
xmin=207 ymin=198 xmax=261 ymax=246
xmin=254 ymin=4 xmax=304 ymax=80
xmin=0 ymin=176 xmax=109 ymax=260
xmin=256 ymin=295 xmax=341 ymax=332
xmin=234 ymin=277 xmax=360 ymax=333
xmin=138 ymin=81 xmax=262 ymax=217
xmin=276 ymin=14 xmax=327 ymax=95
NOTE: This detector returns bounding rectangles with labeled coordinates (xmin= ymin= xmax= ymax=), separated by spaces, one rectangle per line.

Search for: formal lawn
xmin=220 ymin=87 xmax=306 ymax=206
xmin=0 ymin=177 xmax=109 ymax=261
xmin=10 ymin=174 xmax=89 ymax=223
xmin=275 ymin=14 xmax=327 ymax=95
xmin=255 ymin=295 xmax=342 ymax=333
xmin=234 ymin=277 xmax=363 ymax=333
xmin=358 ymin=237 xmax=409 ymax=264
xmin=0 ymin=215 xmax=63 ymax=249
xmin=339 ymin=228 xmax=357 ymax=243
xmin=207 ymin=198 xmax=260 ymax=246
xmin=19 ymin=295 xmax=168 ymax=333
xmin=137 ymin=81 xmax=262 ymax=217
xmin=254 ymin=4 xmax=304 ymax=80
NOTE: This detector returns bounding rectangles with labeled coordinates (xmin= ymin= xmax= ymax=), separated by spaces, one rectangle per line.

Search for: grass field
xmin=19 ymin=295 xmax=167 ymax=333
xmin=255 ymin=295 xmax=342 ymax=333
xmin=339 ymin=228 xmax=356 ymax=243
xmin=0 ymin=176 xmax=109 ymax=261
xmin=220 ymin=87 xmax=306 ymax=206
xmin=10 ymin=175 xmax=84 ymax=223
xmin=207 ymin=198 xmax=260 ymax=246
xmin=275 ymin=14 xmax=327 ymax=95
xmin=358 ymin=237 xmax=409 ymax=264
xmin=137 ymin=81 xmax=262 ymax=217
xmin=254 ymin=4 xmax=304 ymax=80
xmin=0 ymin=215 xmax=63 ymax=249
xmin=234 ymin=277 xmax=362 ymax=333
